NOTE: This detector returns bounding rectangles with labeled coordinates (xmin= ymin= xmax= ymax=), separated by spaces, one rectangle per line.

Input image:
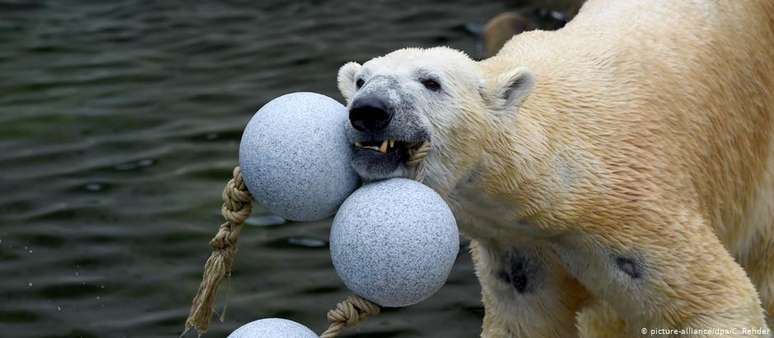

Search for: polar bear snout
xmin=345 ymin=90 xmax=430 ymax=181
xmin=349 ymin=96 xmax=393 ymax=132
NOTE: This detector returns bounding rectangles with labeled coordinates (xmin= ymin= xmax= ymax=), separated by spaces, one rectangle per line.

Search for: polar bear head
xmin=338 ymin=47 xmax=534 ymax=194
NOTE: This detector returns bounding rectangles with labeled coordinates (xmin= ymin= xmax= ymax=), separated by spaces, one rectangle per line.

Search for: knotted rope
xmin=407 ymin=142 xmax=431 ymax=182
xmin=184 ymin=142 xmax=430 ymax=337
xmin=320 ymin=295 xmax=381 ymax=338
xmin=184 ymin=167 xmax=252 ymax=334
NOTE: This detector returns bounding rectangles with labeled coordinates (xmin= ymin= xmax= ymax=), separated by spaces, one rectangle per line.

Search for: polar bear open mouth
xmin=348 ymin=133 xmax=429 ymax=181
xmin=354 ymin=139 xmax=422 ymax=155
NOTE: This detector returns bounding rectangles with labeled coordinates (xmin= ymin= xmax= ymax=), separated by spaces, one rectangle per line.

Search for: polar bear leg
xmin=740 ymin=232 xmax=774 ymax=330
xmin=737 ymin=157 xmax=774 ymax=329
xmin=757 ymin=252 xmax=774 ymax=330
xmin=553 ymin=211 xmax=769 ymax=333
xmin=470 ymin=239 xmax=589 ymax=338
xmin=577 ymin=300 xmax=629 ymax=338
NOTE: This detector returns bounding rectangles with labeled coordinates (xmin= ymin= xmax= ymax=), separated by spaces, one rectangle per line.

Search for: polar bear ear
xmin=486 ymin=67 xmax=535 ymax=116
xmin=337 ymin=62 xmax=362 ymax=103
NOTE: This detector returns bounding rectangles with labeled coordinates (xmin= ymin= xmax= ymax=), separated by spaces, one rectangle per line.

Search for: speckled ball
xmin=330 ymin=178 xmax=459 ymax=307
xmin=227 ymin=318 xmax=318 ymax=338
xmin=239 ymin=92 xmax=359 ymax=222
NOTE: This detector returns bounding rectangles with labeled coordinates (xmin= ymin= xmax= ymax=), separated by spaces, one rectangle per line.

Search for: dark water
xmin=0 ymin=1 xmax=576 ymax=337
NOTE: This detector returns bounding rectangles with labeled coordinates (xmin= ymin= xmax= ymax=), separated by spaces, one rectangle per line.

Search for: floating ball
xmin=330 ymin=178 xmax=459 ymax=307
xmin=239 ymin=92 xmax=359 ymax=221
xmin=227 ymin=318 xmax=318 ymax=338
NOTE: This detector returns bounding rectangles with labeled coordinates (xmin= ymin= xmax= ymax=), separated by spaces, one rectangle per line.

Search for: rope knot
xmin=321 ymin=295 xmax=381 ymax=338
xmin=184 ymin=166 xmax=252 ymax=334
xmin=407 ymin=141 xmax=431 ymax=182
xmin=406 ymin=141 xmax=431 ymax=168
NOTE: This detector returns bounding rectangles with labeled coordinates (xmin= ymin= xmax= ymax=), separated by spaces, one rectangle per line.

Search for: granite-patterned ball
xmin=330 ymin=178 xmax=459 ymax=307
xmin=227 ymin=318 xmax=318 ymax=338
xmin=239 ymin=92 xmax=359 ymax=221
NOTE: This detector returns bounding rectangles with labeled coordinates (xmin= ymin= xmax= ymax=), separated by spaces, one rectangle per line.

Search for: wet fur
xmin=471 ymin=0 xmax=774 ymax=335
xmin=338 ymin=0 xmax=774 ymax=335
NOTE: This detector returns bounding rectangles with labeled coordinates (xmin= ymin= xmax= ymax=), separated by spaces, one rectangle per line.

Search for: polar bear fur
xmin=337 ymin=0 xmax=774 ymax=336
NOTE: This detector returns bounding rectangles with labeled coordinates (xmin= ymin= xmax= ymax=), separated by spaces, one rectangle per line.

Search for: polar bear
xmin=337 ymin=0 xmax=774 ymax=336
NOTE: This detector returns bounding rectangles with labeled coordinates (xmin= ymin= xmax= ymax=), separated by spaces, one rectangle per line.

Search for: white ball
xmin=227 ymin=318 xmax=318 ymax=338
xmin=330 ymin=178 xmax=459 ymax=307
xmin=239 ymin=92 xmax=360 ymax=221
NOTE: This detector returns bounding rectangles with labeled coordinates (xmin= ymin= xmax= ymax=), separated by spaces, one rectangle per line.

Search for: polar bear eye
xmin=356 ymin=78 xmax=365 ymax=89
xmin=421 ymin=78 xmax=441 ymax=92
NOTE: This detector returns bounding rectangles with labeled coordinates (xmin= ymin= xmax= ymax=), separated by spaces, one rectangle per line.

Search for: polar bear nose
xmin=349 ymin=97 xmax=393 ymax=132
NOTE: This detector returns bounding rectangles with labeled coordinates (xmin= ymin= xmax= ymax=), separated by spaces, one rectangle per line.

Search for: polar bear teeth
xmin=355 ymin=139 xmax=397 ymax=153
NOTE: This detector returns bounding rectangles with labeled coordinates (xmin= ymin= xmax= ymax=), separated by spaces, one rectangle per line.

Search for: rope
xmin=183 ymin=141 xmax=431 ymax=336
xmin=406 ymin=142 xmax=431 ymax=168
xmin=320 ymin=295 xmax=381 ymax=338
xmin=184 ymin=167 xmax=252 ymax=335
xmin=407 ymin=141 xmax=431 ymax=182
